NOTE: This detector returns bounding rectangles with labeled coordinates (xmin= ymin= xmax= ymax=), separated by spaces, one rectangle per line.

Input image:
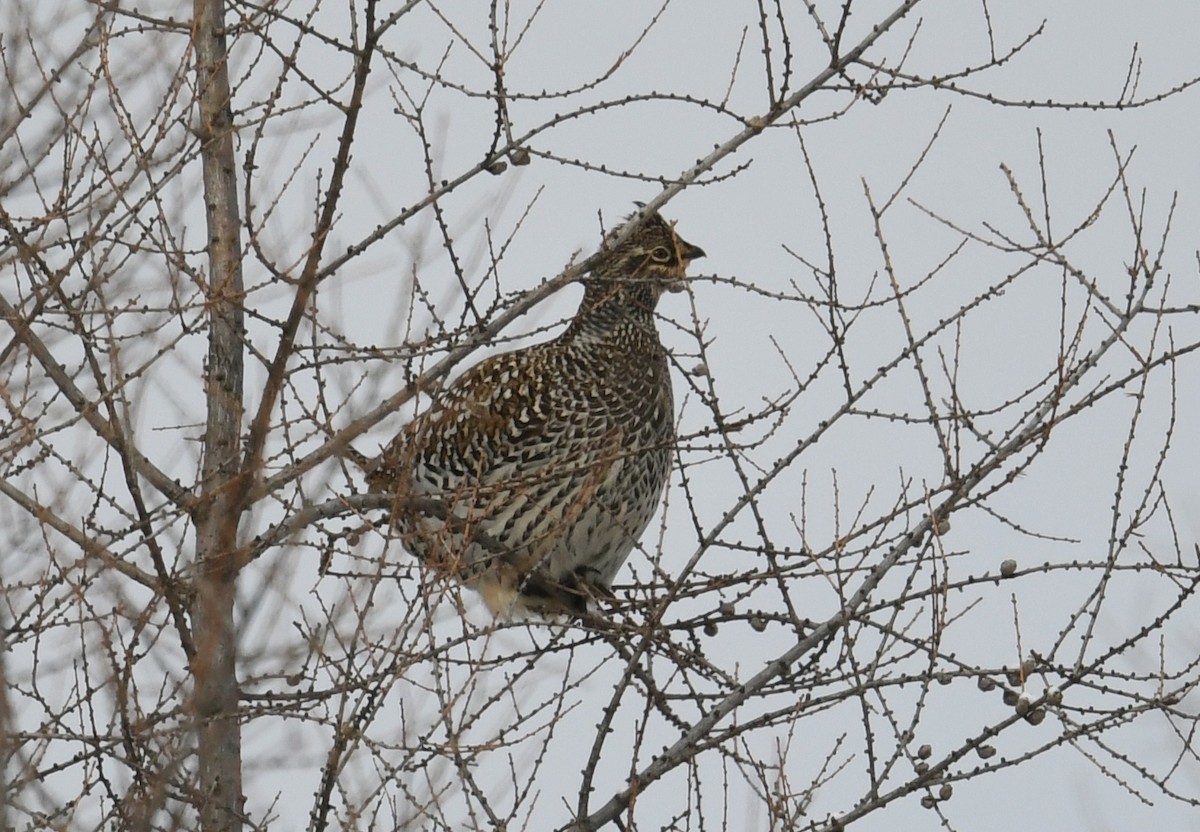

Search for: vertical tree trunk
xmin=191 ymin=1 xmax=246 ymax=829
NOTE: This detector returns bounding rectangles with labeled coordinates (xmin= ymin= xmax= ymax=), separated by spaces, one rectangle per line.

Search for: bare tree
xmin=3 ymin=1 xmax=1199 ymax=830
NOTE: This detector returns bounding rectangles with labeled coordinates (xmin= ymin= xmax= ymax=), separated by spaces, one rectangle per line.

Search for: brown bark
xmin=191 ymin=0 xmax=246 ymax=829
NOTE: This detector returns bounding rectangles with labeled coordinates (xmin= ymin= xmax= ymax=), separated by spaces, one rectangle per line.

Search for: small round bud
xmin=1015 ymin=692 xmax=1033 ymax=716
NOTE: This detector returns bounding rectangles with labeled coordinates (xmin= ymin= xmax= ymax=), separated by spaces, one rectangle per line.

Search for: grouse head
xmin=589 ymin=208 xmax=706 ymax=298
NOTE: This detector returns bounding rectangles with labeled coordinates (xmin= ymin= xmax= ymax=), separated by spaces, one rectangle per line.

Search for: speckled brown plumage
xmin=364 ymin=210 xmax=705 ymax=615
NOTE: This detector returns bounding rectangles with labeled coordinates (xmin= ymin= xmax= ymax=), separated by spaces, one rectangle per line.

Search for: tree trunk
xmin=191 ymin=0 xmax=246 ymax=829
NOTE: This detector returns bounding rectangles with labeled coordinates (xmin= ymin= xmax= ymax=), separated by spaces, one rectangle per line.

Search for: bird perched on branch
xmin=361 ymin=209 xmax=705 ymax=615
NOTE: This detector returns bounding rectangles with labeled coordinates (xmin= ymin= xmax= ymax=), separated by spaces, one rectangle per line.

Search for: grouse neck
xmin=563 ymin=283 xmax=663 ymax=349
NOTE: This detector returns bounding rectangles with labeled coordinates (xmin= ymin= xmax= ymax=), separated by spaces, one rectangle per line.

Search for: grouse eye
xmin=649 ymin=246 xmax=673 ymax=263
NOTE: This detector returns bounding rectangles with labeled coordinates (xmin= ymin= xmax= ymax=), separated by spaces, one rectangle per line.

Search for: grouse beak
xmin=667 ymin=237 xmax=706 ymax=292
